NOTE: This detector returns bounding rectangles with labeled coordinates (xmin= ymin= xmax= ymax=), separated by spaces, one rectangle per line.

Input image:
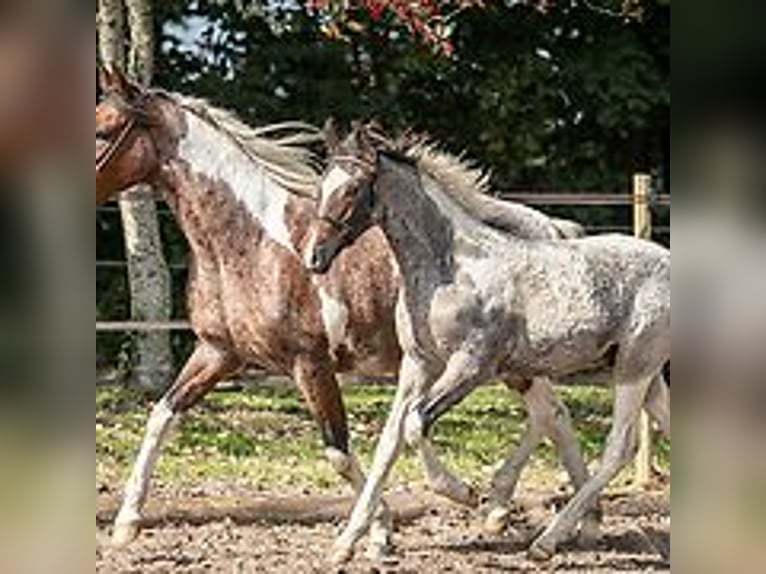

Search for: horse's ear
xmin=98 ymin=63 xmax=114 ymax=93
xmin=397 ymin=127 xmax=418 ymax=149
xmin=103 ymin=66 xmax=143 ymax=101
xmin=356 ymin=124 xmax=376 ymax=161
xmin=98 ymin=64 xmax=132 ymax=95
xmin=323 ymin=117 xmax=341 ymax=154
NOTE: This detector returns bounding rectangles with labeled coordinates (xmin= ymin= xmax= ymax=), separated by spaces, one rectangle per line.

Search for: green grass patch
xmin=96 ymin=382 xmax=669 ymax=493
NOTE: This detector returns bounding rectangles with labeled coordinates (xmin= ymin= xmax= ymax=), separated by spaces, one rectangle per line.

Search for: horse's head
xmin=96 ymin=67 xmax=160 ymax=204
xmin=304 ymin=121 xmax=389 ymax=274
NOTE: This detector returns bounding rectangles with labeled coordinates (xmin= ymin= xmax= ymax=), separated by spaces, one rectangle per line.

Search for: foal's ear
xmin=323 ymin=117 xmax=341 ymax=154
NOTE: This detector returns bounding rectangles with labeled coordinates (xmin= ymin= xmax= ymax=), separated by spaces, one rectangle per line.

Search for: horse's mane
xmin=401 ymin=136 xmax=492 ymax=198
xmin=158 ymin=90 xmax=323 ymax=197
xmin=389 ymin=132 xmax=580 ymax=239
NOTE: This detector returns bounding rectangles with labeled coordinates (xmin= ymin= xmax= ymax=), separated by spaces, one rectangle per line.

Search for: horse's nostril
xmin=310 ymin=249 xmax=324 ymax=269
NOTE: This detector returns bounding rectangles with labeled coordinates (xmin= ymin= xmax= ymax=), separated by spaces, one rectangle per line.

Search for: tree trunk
xmin=126 ymin=0 xmax=154 ymax=84
xmin=98 ymin=0 xmax=173 ymax=391
xmin=97 ymin=0 xmax=125 ymax=66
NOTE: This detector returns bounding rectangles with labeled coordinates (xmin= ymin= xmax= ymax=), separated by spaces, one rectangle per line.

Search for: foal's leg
xmin=407 ymin=407 xmax=480 ymax=508
xmin=292 ymin=355 xmax=393 ymax=559
xmin=408 ymin=376 xmax=487 ymax=508
xmin=112 ymin=342 xmax=240 ymax=547
xmin=485 ymin=378 xmax=561 ymax=531
xmin=485 ymin=377 xmax=598 ymax=541
xmin=331 ymin=354 xmax=433 ymax=565
xmin=644 ymin=372 xmax=670 ymax=438
xmin=528 ymin=375 xmax=653 ymax=560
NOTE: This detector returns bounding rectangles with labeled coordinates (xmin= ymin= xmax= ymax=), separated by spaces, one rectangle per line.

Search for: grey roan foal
xmin=305 ymin=124 xmax=670 ymax=564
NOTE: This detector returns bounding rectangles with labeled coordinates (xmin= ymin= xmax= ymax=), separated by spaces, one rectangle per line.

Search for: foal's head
xmin=96 ymin=67 xmax=162 ymax=204
xmin=304 ymin=121 xmax=393 ymax=274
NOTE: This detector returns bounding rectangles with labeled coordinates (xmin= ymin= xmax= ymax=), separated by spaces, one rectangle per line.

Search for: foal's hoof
xmin=365 ymin=538 xmax=393 ymax=562
xmin=527 ymin=538 xmax=556 ymax=562
xmin=330 ymin=544 xmax=354 ymax=567
xmin=464 ymin=485 xmax=481 ymax=508
xmin=577 ymin=515 xmax=601 ymax=548
xmin=484 ymin=507 xmax=511 ymax=535
xmin=111 ymin=522 xmax=140 ymax=548
xmin=450 ymin=482 xmax=480 ymax=508
xmin=432 ymin=478 xmax=480 ymax=508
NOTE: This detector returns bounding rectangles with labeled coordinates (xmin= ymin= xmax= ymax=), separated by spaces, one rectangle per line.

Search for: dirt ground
xmin=96 ymin=482 xmax=669 ymax=573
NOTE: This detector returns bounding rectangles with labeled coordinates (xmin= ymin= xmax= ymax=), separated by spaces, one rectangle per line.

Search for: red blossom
xmin=311 ymin=1 xmax=485 ymax=54
xmin=366 ymin=0 xmax=386 ymax=21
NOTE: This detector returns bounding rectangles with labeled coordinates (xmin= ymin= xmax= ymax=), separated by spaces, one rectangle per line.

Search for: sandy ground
xmin=96 ymin=482 xmax=669 ymax=573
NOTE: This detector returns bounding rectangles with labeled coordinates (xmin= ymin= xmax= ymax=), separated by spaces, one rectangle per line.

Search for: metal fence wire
xmin=96 ymin=187 xmax=669 ymax=333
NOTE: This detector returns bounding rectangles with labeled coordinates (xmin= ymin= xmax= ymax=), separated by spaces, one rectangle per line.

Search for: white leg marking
xmin=325 ymin=447 xmax=365 ymax=489
xmin=114 ymin=401 xmax=176 ymax=530
xmin=325 ymin=448 xmax=393 ymax=557
xmin=331 ymin=356 xmax=427 ymax=564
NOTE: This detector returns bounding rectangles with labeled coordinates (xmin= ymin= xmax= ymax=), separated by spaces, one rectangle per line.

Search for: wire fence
xmin=96 ymin=188 xmax=670 ymax=333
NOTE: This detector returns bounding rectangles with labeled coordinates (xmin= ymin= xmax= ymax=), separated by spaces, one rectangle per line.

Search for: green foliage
xmin=97 ymin=0 xmax=669 ymax=368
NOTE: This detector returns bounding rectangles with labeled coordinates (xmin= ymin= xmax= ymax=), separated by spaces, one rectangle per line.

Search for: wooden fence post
xmin=633 ymin=173 xmax=653 ymax=487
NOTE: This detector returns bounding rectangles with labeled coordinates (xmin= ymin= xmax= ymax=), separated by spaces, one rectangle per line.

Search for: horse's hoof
xmin=432 ymin=478 xmax=480 ymax=508
xmin=330 ymin=544 xmax=354 ymax=566
xmin=365 ymin=542 xmax=397 ymax=564
xmin=484 ymin=507 xmax=510 ymax=535
xmin=527 ymin=538 xmax=556 ymax=562
xmin=365 ymin=537 xmax=393 ymax=562
xmin=577 ymin=516 xmax=601 ymax=548
xmin=111 ymin=522 xmax=140 ymax=548
xmin=464 ymin=485 xmax=481 ymax=508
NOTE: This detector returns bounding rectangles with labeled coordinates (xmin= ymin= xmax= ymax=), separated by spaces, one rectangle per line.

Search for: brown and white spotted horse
xmin=96 ymin=68 xmax=593 ymax=556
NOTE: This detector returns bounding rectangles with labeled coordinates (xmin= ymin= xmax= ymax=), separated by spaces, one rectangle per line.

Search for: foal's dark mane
xmin=364 ymin=126 xmax=553 ymax=237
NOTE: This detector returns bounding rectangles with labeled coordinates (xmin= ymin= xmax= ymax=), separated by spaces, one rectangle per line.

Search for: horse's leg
xmin=484 ymin=377 xmax=550 ymax=533
xmin=531 ymin=378 xmax=601 ymax=545
xmin=410 ymin=375 xmax=487 ymax=508
xmin=644 ymin=371 xmax=670 ymax=438
xmin=406 ymin=408 xmax=480 ymax=508
xmin=292 ymin=355 xmax=393 ymax=559
xmin=528 ymin=375 xmax=653 ymax=560
xmin=331 ymin=354 xmax=432 ymax=565
xmin=485 ymin=377 xmax=597 ymax=539
xmin=112 ymin=342 xmax=240 ymax=547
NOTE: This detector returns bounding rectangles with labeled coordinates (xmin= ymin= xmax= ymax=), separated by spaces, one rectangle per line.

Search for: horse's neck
xmin=160 ymin=108 xmax=300 ymax=256
xmin=378 ymin=157 xmax=525 ymax=281
xmin=376 ymin=158 xmax=456 ymax=281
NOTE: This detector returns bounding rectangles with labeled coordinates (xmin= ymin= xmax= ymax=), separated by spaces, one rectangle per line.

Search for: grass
xmin=96 ymin=381 xmax=669 ymax=494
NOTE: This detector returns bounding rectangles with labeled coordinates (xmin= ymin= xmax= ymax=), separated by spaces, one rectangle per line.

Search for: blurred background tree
xmin=97 ymin=0 xmax=669 ymax=372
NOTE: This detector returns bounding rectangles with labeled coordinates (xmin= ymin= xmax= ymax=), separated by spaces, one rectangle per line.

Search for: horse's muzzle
xmin=306 ymin=245 xmax=333 ymax=274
